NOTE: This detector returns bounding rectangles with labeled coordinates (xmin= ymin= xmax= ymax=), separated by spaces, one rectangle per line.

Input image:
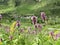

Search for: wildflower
xmin=31 ymin=15 xmax=37 ymax=25
xmin=40 ymin=12 xmax=47 ymax=22
xmin=16 ymin=20 xmax=20 ymax=28
xmin=49 ymin=31 xmax=60 ymax=40
xmin=0 ymin=38 xmax=2 ymax=45
xmin=9 ymin=35 xmax=13 ymax=40
xmin=49 ymin=31 xmax=54 ymax=38
xmin=34 ymin=24 xmax=38 ymax=28
xmin=37 ymin=24 xmax=42 ymax=29
xmin=10 ymin=21 xmax=17 ymax=34
xmin=32 ymin=30 xmax=37 ymax=34
xmin=49 ymin=31 xmax=54 ymax=36
xmin=34 ymin=23 xmax=42 ymax=31
xmin=54 ymin=33 xmax=60 ymax=40
xmin=56 ymin=33 xmax=60 ymax=37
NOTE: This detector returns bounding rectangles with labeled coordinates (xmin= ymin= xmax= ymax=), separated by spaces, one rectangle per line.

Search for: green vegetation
xmin=0 ymin=0 xmax=60 ymax=45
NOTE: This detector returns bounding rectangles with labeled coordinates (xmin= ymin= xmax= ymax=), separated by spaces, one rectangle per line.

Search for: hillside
xmin=0 ymin=0 xmax=60 ymax=16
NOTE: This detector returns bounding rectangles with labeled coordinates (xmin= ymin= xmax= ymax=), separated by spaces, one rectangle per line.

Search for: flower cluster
xmin=10 ymin=20 xmax=20 ymax=34
xmin=41 ymin=12 xmax=47 ymax=22
xmin=16 ymin=20 xmax=20 ymax=28
xmin=35 ymin=23 xmax=42 ymax=31
xmin=49 ymin=31 xmax=60 ymax=40
xmin=31 ymin=16 xmax=37 ymax=25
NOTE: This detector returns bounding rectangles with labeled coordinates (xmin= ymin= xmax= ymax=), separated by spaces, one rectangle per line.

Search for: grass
xmin=0 ymin=0 xmax=60 ymax=45
xmin=0 ymin=22 xmax=60 ymax=45
xmin=0 ymin=18 xmax=60 ymax=45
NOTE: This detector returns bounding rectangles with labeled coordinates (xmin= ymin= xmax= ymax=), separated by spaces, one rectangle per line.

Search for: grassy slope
xmin=16 ymin=0 xmax=60 ymax=15
xmin=0 ymin=0 xmax=60 ymax=16
xmin=0 ymin=0 xmax=15 ymax=14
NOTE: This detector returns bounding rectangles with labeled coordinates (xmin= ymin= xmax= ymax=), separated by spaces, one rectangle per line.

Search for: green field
xmin=0 ymin=0 xmax=60 ymax=45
